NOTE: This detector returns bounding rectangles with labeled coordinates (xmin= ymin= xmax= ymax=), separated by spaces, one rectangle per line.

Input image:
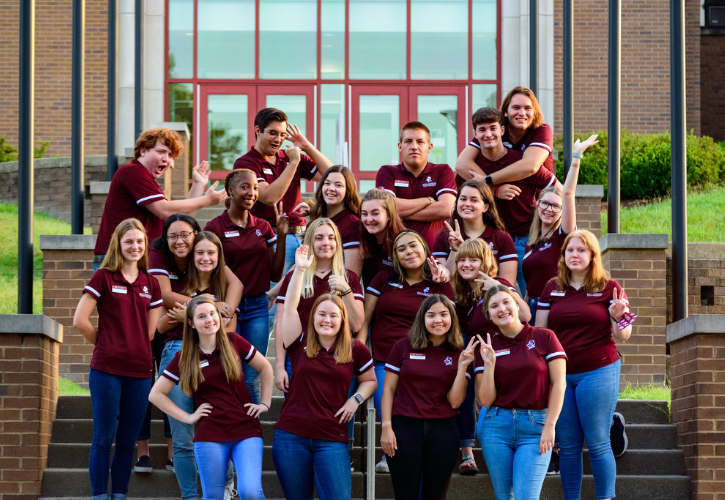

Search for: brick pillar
xmin=40 ymin=235 xmax=96 ymax=387
xmin=151 ymin=121 xmax=191 ymax=199
xmin=667 ymin=315 xmax=725 ymax=500
xmin=600 ymin=233 xmax=669 ymax=388
xmin=89 ymin=182 xmax=110 ymax=235
xmin=666 ymin=243 xmax=725 ymax=324
xmin=0 ymin=315 xmax=63 ymax=500
xmin=574 ymin=185 xmax=602 ymax=239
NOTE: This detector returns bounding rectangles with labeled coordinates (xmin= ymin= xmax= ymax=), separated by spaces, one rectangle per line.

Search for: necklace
xmin=227 ymin=210 xmax=248 ymax=228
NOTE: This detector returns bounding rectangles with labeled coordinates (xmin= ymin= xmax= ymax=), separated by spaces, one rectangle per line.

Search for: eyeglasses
xmin=264 ymin=129 xmax=289 ymax=140
xmin=168 ymin=231 xmax=194 ymax=242
xmin=538 ymin=200 xmax=562 ymax=213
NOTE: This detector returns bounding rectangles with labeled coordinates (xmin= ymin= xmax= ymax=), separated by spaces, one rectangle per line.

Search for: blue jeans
xmin=527 ymin=296 xmax=539 ymax=326
xmin=480 ymin=407 xmax=551 ymax=500
xmin=511 ymin=235 xmax=528 ymax=294
xmin=557 ymin=360 xmax=620 ymax=500
xmin=88 ymin=369 xmax=151 ymax=500
xmin=372 ymin=361 xmax=386 ymax=421
xmin=456 ymin=334 xmax=477 ymax=448
xmin=236 ymin=293 xmax=270 ymax=405
xmin=194 ymin=438 xmax=265 ymax=500
xmin=272 ymin=429 xmax=351 ymax=500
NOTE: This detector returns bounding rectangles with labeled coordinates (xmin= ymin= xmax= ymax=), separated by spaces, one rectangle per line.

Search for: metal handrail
xmin=365 ymin=397 xmax=376 ymax=500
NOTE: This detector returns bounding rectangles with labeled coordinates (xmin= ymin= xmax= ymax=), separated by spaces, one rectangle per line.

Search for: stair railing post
xmin=366 ymin=398 xmax=376 ymax=499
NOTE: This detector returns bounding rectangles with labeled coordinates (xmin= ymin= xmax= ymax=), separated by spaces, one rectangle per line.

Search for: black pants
xmin=387 ymin=415 xmax=459 ymax=500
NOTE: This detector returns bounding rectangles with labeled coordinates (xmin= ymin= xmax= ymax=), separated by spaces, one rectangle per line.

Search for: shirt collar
xmin=248 ymin=146 xmax=285 ymax=168
xmin=111 ymin=269 xmax=150 ymax=289
xmin=221 ymin=210 xmax=259 ymax=231
xmin=496 ymin=322 xmax=531 ymax=344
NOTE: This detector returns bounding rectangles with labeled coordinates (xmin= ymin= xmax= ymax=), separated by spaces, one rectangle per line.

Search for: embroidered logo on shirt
xmin=444 ymin=356 xmax=453 ymax=366
xmin=112 ymin=285 xmax=127 ymax=294
xmin=256 ymin=229 xmax=263 ymax=237
xmin=410 ymin=353 xmax=426 ymax=360
xmin=225 ymin=231 xmax=240 ymax=238
xmin=417 ymin=286 xmax=431 ymax=297
xmin=422 ymin=175 xmax=437 ymax=187
xmin=426 ymin=176 xmax=432 ymax=182
xmin=540 ymin=242 xmax=552 ymax=251
xmin=143 ymin=286 xmax=148 ymax=293
xmin=527 ymin=340 xmax=536 ymax=350
xmin=423 ymin=287 xmax=430 ymax=293
xmin=394 ymin=180 xmax=409 ymax=188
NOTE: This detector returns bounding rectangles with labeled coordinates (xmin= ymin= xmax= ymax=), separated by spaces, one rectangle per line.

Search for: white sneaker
xmin=224 ymin=482 xmax=238 ymax=500
xmin=375 ymin=455 xmax=389 ymax=473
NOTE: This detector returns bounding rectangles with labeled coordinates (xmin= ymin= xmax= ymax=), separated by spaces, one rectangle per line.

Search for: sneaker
xmin=375 ymin=455 xmax=389 ymax=473
xmin=611 ymin=412 xmax=628 ymax=457
xmin=133 ymin=455 xmax=153 ymax=473
xmin=166 ymin=457 xmax=174 ymax=472
xmin=350 ymin=456 xmax=354 ymax=472
xmin=546 ymin=449 xmax=560 ymax=475
xmin=459 ymin=455 xmax=479 ymax=476
xmin=223 ymin=483 xmax=238 ymax=500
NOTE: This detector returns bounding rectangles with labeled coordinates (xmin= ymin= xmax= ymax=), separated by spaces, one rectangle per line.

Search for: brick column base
xmin=668 ymin=315 xmax=725 ymax=500
xmin=574 ymin=185 xmax=603 ymax=239
xmin=0 ymin=315 xmax=63 ymax=500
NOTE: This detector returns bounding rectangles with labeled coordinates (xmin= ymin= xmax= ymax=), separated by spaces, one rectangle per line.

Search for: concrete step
xmin=371 ymin=473 xmax=689 ymax=499
xmin=615 ymin=399 xmax=670 ymax=424
xmin=42 ymin=469 xmax=365 ymax=498
xmin=193 ymin=207 xmax=225 ymax=228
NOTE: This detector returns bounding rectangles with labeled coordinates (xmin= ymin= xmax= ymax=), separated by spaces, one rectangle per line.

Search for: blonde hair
xmin=451 ymin=238 xmax=498 ymax=308
xmin=101 ymin=218 xmax=149 ymax=272
xmin=527 ymin=186 xmax=563 ymax=246
xmin=554 ymin=230 xmax=609 ymax=293
xmin=300 ymin=218 xmax=346 ymax=299
xmin=304 ymin=294 xmax=353 ymax=363
xmin=178 ymin=296 xmax=241 ymax=395
xmin=408 ymin=295 xmax=463 ymax=350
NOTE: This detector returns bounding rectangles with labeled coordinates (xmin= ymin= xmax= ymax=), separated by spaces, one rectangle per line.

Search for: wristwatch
xmin=485 ymin=175 xmax=494 ymax=185
xmin=353 ymin=393 xmax=364 ymax=405
xmin=571 ymin=152 xmax=583 ymax=158
xmin=428 ymin=196 xmax=435 ymax=204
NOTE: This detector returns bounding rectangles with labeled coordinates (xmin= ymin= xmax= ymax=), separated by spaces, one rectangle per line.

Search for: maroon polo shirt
xmin=94 ymin=161 xmax=166 ymax=256
xmin=204 ymin=211 xmax=277 ymax=296
xmin=159 ymin=278 xmax=215 ymax=343
xmin=385 ymin=338 xmax=472 ymax=419
xmin=466 ymin=277 xmax=517 ymax=338
xmin=469 ymin=123 xmax=555 ymax=174
xmin=148 ymin=247 xmax=185 ymax=281
xmin=522 ymin=226 xmax=570 ymax=299
xmin=233 ymin=147 xmax=317 ymax=228
xmin=276 ymin=269 xmax=364 ymax=331
xmin=83 ymin=268 xmax=162 ymax=378
xmin=538 ymin=279 xmax=627 ymax=374
xmin=375 ymin=162 xmax=457 ymax=248
xmin=361 ymin=241 xmax=395 ymax=289
xmin=474 ymin=149 xmax=556 ymax=237
xmin=366 ymin=271 xmax=455 ymax=363
xmin=431 ymin=225 xmax=518 ymax=266
xmin=275 ymin=335 xmax=373 ymax=442
xmin=330 ymin=209 xmax=361 ymax=250
xmin=162 ymin=332 xmax=262 ymax=443
xmin=474 ymin=323 xmax=566 ymax=410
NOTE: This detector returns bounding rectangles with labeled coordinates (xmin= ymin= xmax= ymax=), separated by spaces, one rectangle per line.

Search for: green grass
xmin=618 ymin=382 xmax=671 ymax=402
xmin=58 ymin=377 xmax=90 ymax=396
xmin=0 ymin=203 xmax=90 ymax=314
xmin=602 ymin=188 xmax=725 ymax=242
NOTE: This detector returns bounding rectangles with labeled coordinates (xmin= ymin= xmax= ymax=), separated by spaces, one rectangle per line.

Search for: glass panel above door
xmin=322 ymin=0 xmax=345 ymax=79
xmin=349 ymin=0 xmax=406 ymax=79
xmin=198 ymin=0 xmax=255 ymax=79
xmin=417 ymin=95 xmax=458 ymax=167
xmin=411 ymin=0 xmax=468 ymax=80
xmin=260 ymin=0 xmax=317 ymax=79
xmin=472 ymin=0 xmax=497 ymax=80
xmin=168 ymin=0 xmax=194 ymax=78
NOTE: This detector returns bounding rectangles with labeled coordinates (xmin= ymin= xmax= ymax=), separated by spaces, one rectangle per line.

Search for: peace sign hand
xmin=474 ymin=271 xmax=499 ymax=292
xmin=609 ymin=287 xmax=628 ymax=322
xmin=443 ymin=220 xmax=465 ymax=252
xmin=274 ymin=201 xmax=289 ymax=236
xmin=294 ymin=245 xmax=314 ymax=271
xmin=458 ymin=336 xmax=480 ymax=370
xmin=428 ymin=257 xmax=449 ymax=283
xmin=476 ymin=333 xmax=496 ymax=367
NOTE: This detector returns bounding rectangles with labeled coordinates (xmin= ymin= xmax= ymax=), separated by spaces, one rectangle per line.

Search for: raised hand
xmin=458 ymin=336 xmax=479 ymax=370
xmin=608 ymin=287 xmax=627 ymax=322
xmin=329 ymin=267 xmax=350 ymax=293
xmin=496 ymin=184 xmax=521 ymax=200
xmin=444 ymin=220 xmax=465 ymax=252
xmin=186 ymin=402 xmax=212 ymax=424
xmin=285 ymin=146 xmax=301 ymax=165
xmin=293 ymin=201 xmax=310 ymax=218
xmin=474 ymin=271 xmax=499 ymax=293
xmin=286 ymin=124 xmax=312 ymax=151
xmin=244 ymin=402 xmax=269 ymax=419
xmin=191 ymin=160 xmax=211 ymax=184
xmin=274 ymin=201 xmax=289 ymax=236
xmin=204 ymin=181 xmax=228 ymax=205
xmin=476 ymin=333 xmax=496 ymax=367
xmin=428 ymin=257 xmax=447 ymax=283
xmin=295 ymin=245 xmax=314 ymax=271
xmin=573 ymin=134 xmax=599 ymax=155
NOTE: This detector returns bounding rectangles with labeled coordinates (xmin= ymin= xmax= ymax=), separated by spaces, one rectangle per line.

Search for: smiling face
xmin=457 ymin=186 xmax=489 ymax=221
xmin=313 ymin=224 xmax=337 ymax=260
xmin=564 ymin=237 xmax=592 ymax=273
xmin=473 ymin=121 xmax=505 ymax=151
xmin=395 ymin=233 xmax=426 ymax=271
xmin=120 ymin=228 xmax=145 ymax=263
xmin=166 ymin=220 xmax=196 ymax=259
xmin=537 ymin=191 xmax=562 ymax=227
xmin=139 ymin=140 xmax=173 ymax=178
xmin=425 ymin=300 xmax=452 ymax=339
xmin=321 ymin=172 xmax=346 ymax=207
xmin=229 ymin=171 xmax=259 ymax=211
xmin=313 ymin=299 xmax=342 ymax=339
xmin=254 ymin=120 xmax=288 ymax=157
xmin=360 ymin=199 xmax=389 ymax=236
xmin=194 ymin=239 xmax=219 ymax=274
xmin=190 ymin=302 xmax=220 ymax=339
xmin=505 ymin=94 xmax=535 ymax=132
xmin=486 ymin=290 xmax=519 ymax=329
xmin=399 ymin=128 xmax=432 ymax=170
xmin=457 ymin=255 xmax=483 ymax=282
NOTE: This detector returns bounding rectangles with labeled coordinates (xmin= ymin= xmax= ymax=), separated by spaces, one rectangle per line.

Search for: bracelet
xmin=493 ymin=186 xmax=500 ymax=197
xmin=260 ymin=402 xmax=270 ymax=410
xmin=339 ymin=287 xmax=353 ymax=297
xmin=571 ymin=152 xmax=583 ymax=159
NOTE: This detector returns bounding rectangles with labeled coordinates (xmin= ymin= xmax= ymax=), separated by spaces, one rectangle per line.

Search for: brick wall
xmin=40 ymin=236 xmax=96 ymax=387
xmin=574 ymin=185 xmax=602 ymax=239
xmin=0 ymin=0 xmax=109 ymax=157
xmin=600 ymin=234 xmax=669 ymax=388
xmin=668 ymin=315 xmax=725 ymax=500
xmin=0 ymin=315 xmax=62 ymax=500
xmin=666 ymin=244 xmax=725 ymax=324
xmin=552 ymin=0 xmax=701 ymax=135
xmin=700 ymin=34 xmax=725 ymax=142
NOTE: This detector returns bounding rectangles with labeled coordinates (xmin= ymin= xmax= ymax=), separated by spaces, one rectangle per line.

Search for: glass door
xmin=409 ymin=87 xmax=467 ymax=168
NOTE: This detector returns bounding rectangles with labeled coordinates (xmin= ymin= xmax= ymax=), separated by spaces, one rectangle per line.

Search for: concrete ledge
xmin=89 ymin=181 xmax=112 ymax=195
xmin=150 ymin=121 xmax=190 ymax=139
xmin=666 ymin=242 xmax=725 ymax=259
xmin=666 ymin=314 xmax=725 ymax=343
xmin=0 ymin=314 xmax=63 ymax=342
xmin=40 ymin=234 xmax=97 ymax=250
xmin=600 ymin=233 xmax=669 ymax=252
xmin=0 ymin=155 xmax=118 ymax=174
xmin=575 ymin=185 xmax=603 ymax=198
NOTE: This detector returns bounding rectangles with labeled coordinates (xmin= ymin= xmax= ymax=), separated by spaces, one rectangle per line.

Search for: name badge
xmin=112 ymin=285 xmax=127 ymax=294
xmin=410 ymin=353 xmax=426 ymax=360
xmin=394 ymin=180 xmax=409 ymax=188
xmin=551 ymin=291 xmax=566 ymax=297
xmin=225 ymin=231 xmax=240 ymax=238
xmin=587 ymin=293 xmax=603 ymax=297
xmin=200 ymin=360 xmax=209 ymax=368
xmin=495 ymin=349 xmax=510 ymax=357
xmin=263 ymin=168 xmax=274 ymax=175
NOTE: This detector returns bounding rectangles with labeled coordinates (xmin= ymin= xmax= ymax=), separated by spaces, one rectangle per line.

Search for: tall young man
xmin=375 ymin=121 xmax=457 ymax=248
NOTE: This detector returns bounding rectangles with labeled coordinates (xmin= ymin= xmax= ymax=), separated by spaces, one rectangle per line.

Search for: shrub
xmin=554 ymin=131 xmax=725 ymax=200
xmin=0 ymin=137 xmax=51 ymax=163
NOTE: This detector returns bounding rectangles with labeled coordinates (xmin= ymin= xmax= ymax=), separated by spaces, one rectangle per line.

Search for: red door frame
xmin=408 ymin=86 xmax=468 ymax=157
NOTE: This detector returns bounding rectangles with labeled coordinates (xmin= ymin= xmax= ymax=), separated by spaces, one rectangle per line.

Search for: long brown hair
xmin=391 ymin=230 xmax=433 ymax=284
xmin=182 ymin=232 xmax=227 ymax=301
xmin=499 ymin=86 xmax=545 ymax=134
xmin=554 ymin=230 xmax=609 ymax=293
xmin=359 ymin=189 xmax=406 ymax=260
xmin=178 ymin=296 xmax=241 ymax=395
xmin=312 ymin=166 xmax=361 ymax=219
xmin=304 ymin=294 xmax=353 ymax=363
xmin=528 ymin=186 xmax=563 ymax=246
xmin=408 ymin=295 xmax=463 ymax=350
xmin=482 ymin=285 xmax=521 ymax=322
xmin=451 ymin=238 xmax=499 ymax=308
xmin=451 ymin=180 xmax=506 ymax=233
xmin=101 ymin=218 xmax=149 ymax=272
